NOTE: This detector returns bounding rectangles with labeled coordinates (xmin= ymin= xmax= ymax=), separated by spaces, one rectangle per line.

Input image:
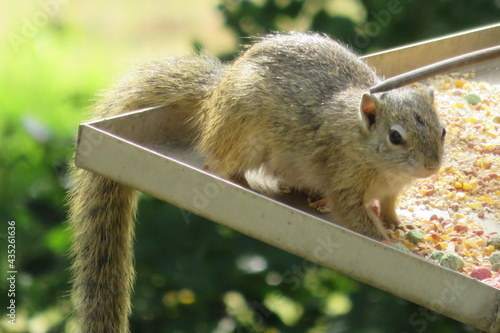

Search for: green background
xmin=0 ymin=0 xmax=498 ymax=332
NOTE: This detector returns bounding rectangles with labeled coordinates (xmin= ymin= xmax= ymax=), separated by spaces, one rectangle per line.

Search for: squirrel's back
xmin=199 ymin=32 xmax=380 ymax=181
xmin=202 ymin=33 xmax=379 ymax=116
xmin=242 ymin=33 xmax=379 ymax=95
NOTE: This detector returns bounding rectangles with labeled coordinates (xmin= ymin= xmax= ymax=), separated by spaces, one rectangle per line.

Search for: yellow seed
xmin=462 ymin=183 xmax=472 ymax=191
xmin=484 ymin=245 xmax=495 ymax=255
xmin=470 ymin=250 xmax=480 ymax=258
xmin=468 ymin=202 xmax=482 ymax=210
xmin=438 ymin=242 xmax=448 ymax=249
xmin=465 ymin=117 xmax=479 ymax=123
xmin=478 ymin=82 xmax=489 ymax=90
xmin=393 ymin=229 xmax=404 ymax=239
xmin=481 ymin=160 xmax=491 ymax=168
xmin=402 ymin=241 xmax=416 ymax=250
xmin=425 ymin=235 xmax=438 ymax=243
xmin=465 ymin=239 xmax=479 ymax=250
xmin=486 ymin=131 xmax=498 ymax=138
xmin=454 ymin=80 xmax=466 ymax=88
xmin=481 ymin=196 xmax=494 ymax=203
xmin=455 ymin=213 xmax=465 ymax=219
xmin=426 ymin=224 xmax=436 ymax=232
xmin=452 ymin=102 xmax=465 ymax=108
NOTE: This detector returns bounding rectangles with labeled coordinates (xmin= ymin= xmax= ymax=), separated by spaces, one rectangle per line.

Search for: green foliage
xmin=0 ymin=20 xmax=117 ymax=331
xmin=219 ymin=0 xmax=500 ymax=54
xmin=0 ymin=1 xmax=497 ymax=332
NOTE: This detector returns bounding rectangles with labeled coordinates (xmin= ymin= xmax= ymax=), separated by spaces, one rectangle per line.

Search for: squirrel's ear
xmin=360 ymin=93 xmax=377 ymax=133
xmin=427 ymin=87 xmax=435 ymax=101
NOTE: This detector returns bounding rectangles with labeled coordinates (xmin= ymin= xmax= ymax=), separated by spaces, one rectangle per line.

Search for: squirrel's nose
xmin=424 ymin=161 xmax=441 ymax=173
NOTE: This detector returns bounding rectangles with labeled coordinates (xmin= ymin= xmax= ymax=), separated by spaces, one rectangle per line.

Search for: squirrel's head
xmin=359 ymin=87 xmax=446 ymax=179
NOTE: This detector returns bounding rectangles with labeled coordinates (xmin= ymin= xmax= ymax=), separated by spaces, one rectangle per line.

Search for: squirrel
xmin=67 ymin=32 xmax=446 ymax=332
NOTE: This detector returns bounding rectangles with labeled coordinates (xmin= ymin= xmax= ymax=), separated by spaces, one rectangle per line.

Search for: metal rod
xmin=370 ymin=44 xmax=500 ymax=94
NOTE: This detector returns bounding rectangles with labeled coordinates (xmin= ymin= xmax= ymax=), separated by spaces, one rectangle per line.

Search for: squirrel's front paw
xmin=308 ymin=197 xmax=332 ymax=213
xmin=278 ymin=183 xmax=292 ymax=194
xmin=380 ymin=215 xmax=402 ymax=230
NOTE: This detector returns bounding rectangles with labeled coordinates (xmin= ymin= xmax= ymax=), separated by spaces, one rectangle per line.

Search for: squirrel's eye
xmin=389 ymin=130 xmax=403 ymax=145
xmin=441 ymin=128 xmax=447 ymax=141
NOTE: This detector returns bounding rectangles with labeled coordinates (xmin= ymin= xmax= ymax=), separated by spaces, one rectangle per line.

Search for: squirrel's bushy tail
xmin=67 ymin=55 xmax=224 ymax=332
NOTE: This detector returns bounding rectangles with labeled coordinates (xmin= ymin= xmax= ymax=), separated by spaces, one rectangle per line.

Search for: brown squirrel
xmin=68 ymin=32 xmax=446 ymax=332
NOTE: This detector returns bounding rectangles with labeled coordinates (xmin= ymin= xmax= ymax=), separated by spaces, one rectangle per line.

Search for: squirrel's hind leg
xmin=202 ymin=132 xmax=271 ymax=189
xmin=203 ymin=147 xmax=266 ymax=189
xmin=203 ymin=156 xmax=249 ymax=188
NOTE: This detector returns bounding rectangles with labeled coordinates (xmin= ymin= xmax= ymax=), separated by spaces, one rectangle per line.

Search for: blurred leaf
xmin=45 ymin=225 xmax=71 ymax=255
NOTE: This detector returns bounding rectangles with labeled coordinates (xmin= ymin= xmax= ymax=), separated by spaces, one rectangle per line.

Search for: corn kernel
xmin=468 ymin=202 xmax=482 ymax=210
xmin=484 ymin=245 xmax=496 ymax=255
xmin=465 ymin=117 xmax=479 ymax=123
xmin=478 ymin=81 xmax=491 ymax=90
xmin=425 ymin=235 xmax=438 ymax=244
xmin=486 ymin=131 xmax=498 ymax=139
xmin=465 ymin=239 xmax=480 ymax=250
xmin=462 ymin=183 xmax=473 ymax=191
xmin=481 ymin=196 xmax=494 ymax=203
xmin=438 ymin=242 xmax=448 ymax=249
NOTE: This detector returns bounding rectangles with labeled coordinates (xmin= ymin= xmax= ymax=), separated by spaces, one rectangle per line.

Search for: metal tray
xmin=75 ymin=23 xmax=500 ymax=332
